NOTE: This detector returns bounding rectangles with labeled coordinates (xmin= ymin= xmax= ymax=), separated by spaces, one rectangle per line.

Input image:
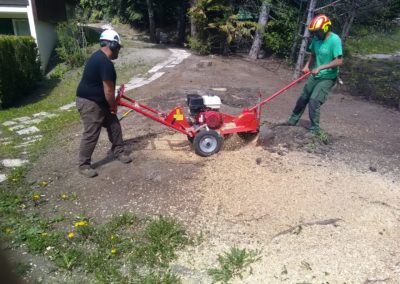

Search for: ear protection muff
xmin=109 ymin=41 xmax=120 ymax=51
xmin=322 ymin=20 xmax=331 ymax=33
xmin=100 ymin=40 xmax=120 ymax=51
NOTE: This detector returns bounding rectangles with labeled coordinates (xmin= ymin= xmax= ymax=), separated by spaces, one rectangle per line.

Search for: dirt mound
xmin=260 ymin=123 xmax=336 ymax=156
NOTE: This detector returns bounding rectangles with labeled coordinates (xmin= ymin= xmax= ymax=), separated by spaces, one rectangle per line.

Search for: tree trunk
xmin=341 ymin=1 xmax=357 ymax=41
xmin=293 ymin=0 xmax=317 ymax=79
xmin=290 ymin=5 xmax=308 ymax=62
xmin=146 ymin=0 xmax=156 ymax=43
xmin=190 ymin=0 xmax=197 ymax=37
xmin=249 ymin=2 xmax=270 ymax=59
xmin=177 ymin=4 xmax=186 ymax=45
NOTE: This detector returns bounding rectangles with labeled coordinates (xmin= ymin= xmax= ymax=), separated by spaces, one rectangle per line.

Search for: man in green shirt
xmin=288 ymin=14 xmax=343 ymax=134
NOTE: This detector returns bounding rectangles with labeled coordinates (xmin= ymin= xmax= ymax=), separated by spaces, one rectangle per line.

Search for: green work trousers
xmin=288 ymin=75 xmax=336 ymax=133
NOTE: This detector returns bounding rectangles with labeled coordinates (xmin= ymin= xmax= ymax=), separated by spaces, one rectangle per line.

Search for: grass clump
xmin=132 ymin=216 xmax=189 ymax=268
xmin=313 ymin=129 xmax=330 ymax=145
xmin=137 ymin=270 xmax=181 ymax=284
xmin=208 ymin=247 xmax=261 ymax=283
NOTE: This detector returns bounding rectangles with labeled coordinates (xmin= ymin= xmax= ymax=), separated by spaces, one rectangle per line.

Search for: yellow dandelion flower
xmin=111 ymin=248 xmax=117 ymax=254
xmin=33 ymin=194 xmax=41 ymax=201
xmin=67 ymin=232 xmax=75 ymax=238
xmin=111 ymin=235 xmax=115 ymax=240
xmin=41 ymin=232 xmax=48 ymax=237
xmin=74 ymin=220 xmax=88 ymax=227
xmin=60 ymin=194 xmax=68 ymax=200
xmin=39 ymin=181 xmax=48 ymax=187
xmin=5 ymin=228 xmax=12 ymax=234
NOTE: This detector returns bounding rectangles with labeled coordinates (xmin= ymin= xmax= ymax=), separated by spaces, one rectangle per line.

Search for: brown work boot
xmin=116 ymin=154 xmax=132 ymax=164
xmin=79 ymin=165 xmax=98 ymax=178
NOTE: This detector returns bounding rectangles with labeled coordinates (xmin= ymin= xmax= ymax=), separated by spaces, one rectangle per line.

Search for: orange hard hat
xmin=308 ymin=14 xmax=332 ymax=33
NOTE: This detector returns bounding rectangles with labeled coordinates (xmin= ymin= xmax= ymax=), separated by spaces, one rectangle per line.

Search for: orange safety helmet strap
xmin=308 ymin=14 xmax=332 ymax=33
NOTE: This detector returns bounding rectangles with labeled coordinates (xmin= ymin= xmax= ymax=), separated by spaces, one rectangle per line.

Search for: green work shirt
xmin=309 ymin=32 xmax=343 ymax=79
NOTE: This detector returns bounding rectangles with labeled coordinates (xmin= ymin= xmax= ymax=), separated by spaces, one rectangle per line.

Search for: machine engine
xmin=186 ymin=94 xmax=223 ymax=129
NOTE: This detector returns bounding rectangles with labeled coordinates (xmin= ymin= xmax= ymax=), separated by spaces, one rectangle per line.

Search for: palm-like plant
xmin=190 ymin=0 xmax=256 ymax=54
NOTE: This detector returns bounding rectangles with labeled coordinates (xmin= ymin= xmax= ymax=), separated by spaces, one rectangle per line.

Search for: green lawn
xmin=345 ymin=26 xmax=400 ymax=55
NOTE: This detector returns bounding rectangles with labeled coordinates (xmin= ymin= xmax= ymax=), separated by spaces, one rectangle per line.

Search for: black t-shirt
xmin=76 ymin=50 xmax=116 ymax=106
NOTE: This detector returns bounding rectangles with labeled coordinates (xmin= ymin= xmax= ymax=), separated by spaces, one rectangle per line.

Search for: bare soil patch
xmin=27 ymin=54 xmax=400 ymax=283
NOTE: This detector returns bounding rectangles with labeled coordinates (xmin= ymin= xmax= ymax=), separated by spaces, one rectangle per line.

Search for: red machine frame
xmin=116 ymin=71 xmax=311 ymax=156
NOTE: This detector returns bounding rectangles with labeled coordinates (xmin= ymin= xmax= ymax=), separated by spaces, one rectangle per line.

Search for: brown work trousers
xmin=76 ymin=97 xmax=124 ymax=168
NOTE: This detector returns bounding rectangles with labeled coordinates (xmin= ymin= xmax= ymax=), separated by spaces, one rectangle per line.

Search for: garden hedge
xmin=0 ymin=36 xmax=41 ymax=108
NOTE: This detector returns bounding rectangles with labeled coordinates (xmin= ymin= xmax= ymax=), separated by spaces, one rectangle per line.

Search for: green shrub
xmin=188 ymin=36 xmax=211 ymax=55
xmin=55 ymin=21 xmax=89 ymax=68
xmin=0 ymin=36 xmax=41 ymax=108
xmin=49 ymin=64 xmax=69 ymax=79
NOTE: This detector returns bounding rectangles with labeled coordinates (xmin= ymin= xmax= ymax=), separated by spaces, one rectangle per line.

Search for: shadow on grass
xmin=2 ymin=77 xmax=61 ymax=110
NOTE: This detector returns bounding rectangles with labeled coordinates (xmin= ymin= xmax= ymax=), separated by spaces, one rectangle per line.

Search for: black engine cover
xmin=186 ymin=94 xmax=204 ymax=114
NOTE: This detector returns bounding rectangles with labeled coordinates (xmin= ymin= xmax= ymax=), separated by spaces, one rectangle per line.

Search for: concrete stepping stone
xmin=2 ymin=159 xmax=28 ymax=167
xmin=15 ymin=141 xmax=36 ymax=148
xmin=23 ymin=118 xmax=43 ymax=125
xmin=0 ymin=137 xmax=12 ymax=145
xmin=0 ymin=174 xmax=6 ymax=183
xmin=59 ymin=103 xmax=75 ymax=111
xmin=33 ymin=112 xmax=50 ymax=117
xmin=2 ymin=121 xmax=17 ymax=127
xmin=9 ymin=124 xmax=26 ymax=131
xmin=16 ymin=126 xmax=40 ymax=135
xmin=23 ymin=135 xmax=43 ymax=141
xmin=15 ymin=116 xmax=31 ymax=122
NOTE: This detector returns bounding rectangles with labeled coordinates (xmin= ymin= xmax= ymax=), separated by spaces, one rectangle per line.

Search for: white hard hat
xmin=100 ymin=29 xmax=121 ymax=45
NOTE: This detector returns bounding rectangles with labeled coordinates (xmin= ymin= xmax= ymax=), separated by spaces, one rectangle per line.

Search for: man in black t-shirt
xmin=76 ymin=29 xmax=131 ymax=178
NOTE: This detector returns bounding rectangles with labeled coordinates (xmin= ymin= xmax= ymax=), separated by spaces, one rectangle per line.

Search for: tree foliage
xmin=189 ymin=0 xmax=256 ymax=54
xmin=55 ymin=21 xmax=89 ymax=68
xmin=263 ymin=1 xmax=298 ymax=56
xmin=72 ymin=0 xmax=399 ymax=56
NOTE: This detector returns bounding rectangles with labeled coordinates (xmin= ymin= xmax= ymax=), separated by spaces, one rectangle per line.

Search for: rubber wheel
xmin=193 ymin=130 xmax=223 ymax=157
xmin=237 ymin=131 xmax=259 ymax=141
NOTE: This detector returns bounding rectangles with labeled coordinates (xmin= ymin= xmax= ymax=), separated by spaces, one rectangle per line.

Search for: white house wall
xmin=34 ymin=20 xmax=56 ymax=71
xmin=26 ymin=0 xmax=36 ymax=39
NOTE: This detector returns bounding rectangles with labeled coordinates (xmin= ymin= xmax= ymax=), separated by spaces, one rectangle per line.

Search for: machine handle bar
xmin=249 ymin=71 xmax=311 ymax=111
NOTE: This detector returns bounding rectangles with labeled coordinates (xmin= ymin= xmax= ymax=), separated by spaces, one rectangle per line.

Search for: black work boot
xmin=116 ymin=154 xmax=132 ymax=164
xmin=79 ymin=165 xmax=98 ymax=178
